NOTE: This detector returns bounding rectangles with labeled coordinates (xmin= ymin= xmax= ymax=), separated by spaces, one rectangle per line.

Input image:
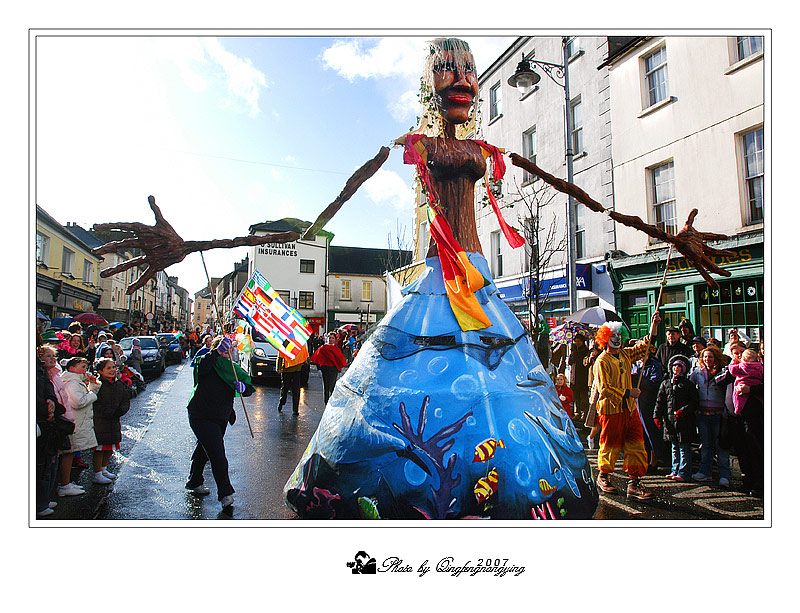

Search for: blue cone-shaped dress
xmin=284 ymin=253 xmax=598 ymax=519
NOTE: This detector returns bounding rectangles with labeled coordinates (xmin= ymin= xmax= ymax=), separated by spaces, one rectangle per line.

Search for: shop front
xmin=609 ymin=234 xmax=764 ymax=344
xmin=496 ymin=263 xmax=611 ymax=328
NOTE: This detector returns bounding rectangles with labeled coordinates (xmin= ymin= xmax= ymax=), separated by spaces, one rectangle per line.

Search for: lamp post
xmin=508 ymin=37 xmax=578 ymax=315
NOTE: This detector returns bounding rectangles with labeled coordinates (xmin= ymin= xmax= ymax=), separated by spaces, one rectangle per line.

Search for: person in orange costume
xmin=593 ymin=312 xmax=660 ymax=500
xmin=277 ymin=345 xmax=309 ymax=415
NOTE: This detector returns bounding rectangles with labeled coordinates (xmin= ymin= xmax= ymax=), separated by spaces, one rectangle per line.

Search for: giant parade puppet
xmin=92 ymin=38 xmax=736 ymax=519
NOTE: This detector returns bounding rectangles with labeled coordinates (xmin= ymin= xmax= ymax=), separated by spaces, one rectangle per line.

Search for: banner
xmin=232 ymin=270 xmax=311 ymax=360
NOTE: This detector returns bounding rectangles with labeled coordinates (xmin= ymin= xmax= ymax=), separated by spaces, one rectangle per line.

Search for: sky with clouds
xmin=36 ymin=34 xmax=515 ymax=295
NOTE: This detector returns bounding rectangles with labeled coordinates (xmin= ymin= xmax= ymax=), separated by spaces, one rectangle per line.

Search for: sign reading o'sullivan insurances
xmin=257 ymin=243 xmax=298 ymax=257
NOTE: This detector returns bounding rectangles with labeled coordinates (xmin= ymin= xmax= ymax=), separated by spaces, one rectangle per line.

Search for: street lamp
xmin=508 ymin=37 xmax=578 ymax=315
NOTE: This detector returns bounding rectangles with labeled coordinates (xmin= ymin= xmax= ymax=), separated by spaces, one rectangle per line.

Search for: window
xmin=574 ymin=202 xmax=585 ymax=258
xmin=61 ymin=247 xmax=75 ymax=276
xmin=489 ymin=82 xmax=502 ymax=120
xmin=741 ymin=128 xmax=764 ymax=224
xmin=36 ymin=232 xmax=50 ymax=265
xmin=298 ymin=291 xmax=314 ymax=310
xmin=341 ymin=279 xmax=351 ymax=301
xmin=737 ymin=36 xmax=763 ymax=61
xmin=277 ymin=290 xmax=291 ymax=306
xmin=418 ymin=220 xmax=429 ymax=259
xmin=568 ymin=97 xmax=583 ymax=154
xmin=300 ymin=259 xmax=315 ymax=274
xmin=491 ymin=231 xmax=503 ymax=277
xmin=362 ymin=281 xmax=372 ymax=301
xmin=82 ymin=260 xmax=94 ymax=284
xmin=644 ymin=46 xmax=668 ymax=107
xmin=565 ymin=37 xmax=579 ymax=59
xmin=522 ymin=127 xmax=536 ymax=183
xmin=650 ymin=161 xmax=677 ymax=237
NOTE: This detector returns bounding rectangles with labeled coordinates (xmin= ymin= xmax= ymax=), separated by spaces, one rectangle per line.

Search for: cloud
xmin=321 ymin=36 xmax=517 ymax=123
xmin=389 ymin=89 xmax=420 ymax=123
xmin=362 ymin=169 xmax=415 ymax=211
xmin=152 ymin=38 xmax=268 ymax=117
xmin=202 ymin=39 xmax=268 ymax=117
xmin=321 ymin=38 xmax=426 ymax=81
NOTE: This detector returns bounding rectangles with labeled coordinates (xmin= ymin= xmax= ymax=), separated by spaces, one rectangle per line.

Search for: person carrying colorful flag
xmin=185 ymin=335 xmax=254 ymax=511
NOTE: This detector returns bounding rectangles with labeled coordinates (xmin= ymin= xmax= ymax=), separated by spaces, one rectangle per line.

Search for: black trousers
xmin=279 ymin=370 xmax=302 ymax=412
xmin=187 ymin=415 xmax=234 ymax=500
xmin=320 ymin=366 xmax=339 ymax=403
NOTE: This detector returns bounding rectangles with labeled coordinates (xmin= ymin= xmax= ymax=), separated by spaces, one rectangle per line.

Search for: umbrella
xmin=36 ymin=309 xmax=51 ymax=322
xmin=338 ymin=324 xmax=364 ymax=333
xmin=73 ymin=312 xmax=108 ymax=326
xmin=107 ymin=321 xmax=125 ymax=329
xmin=564 ymin=306 xmax=623 ymax=326
xmin=50 ymin=316 xmax=73 ymax=330
xmin=549 ymin=322 xmax=592 ymax=344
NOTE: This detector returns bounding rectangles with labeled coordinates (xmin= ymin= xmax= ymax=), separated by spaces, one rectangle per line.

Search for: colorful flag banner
xmin=232 ymin=271 xmax=312 ymax=360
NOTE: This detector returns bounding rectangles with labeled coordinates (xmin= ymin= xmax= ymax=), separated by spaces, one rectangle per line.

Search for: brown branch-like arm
xmin=508 ymin=151 xmax=737 ymax=289
xmin=509 ymin=153 xmax=606 ymax=214
xmin=302 ymin=146 xmax=391 ymax=240
xmin=92 ymin=146 xmax=391 ymax=294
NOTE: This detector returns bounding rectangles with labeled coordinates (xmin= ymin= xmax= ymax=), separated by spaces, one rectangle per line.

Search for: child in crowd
xmin=655 ymin=355 xmax=698 ymax=482
xmin=554 ymin=373 xmax=573 ymax=419
xmin=728 ymin=349 xmax=764 ymax=416
xmin=92 ymin=358 xmax=132 ymax=483
xmin=58 ymin=357 xmax=100 ymax=496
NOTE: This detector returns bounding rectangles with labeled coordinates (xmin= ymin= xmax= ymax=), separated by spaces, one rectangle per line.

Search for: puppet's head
xmin=595 ymin=321 xmax=628 ymax=350
xmin=416 ymin=37 xmax=478 ymax=137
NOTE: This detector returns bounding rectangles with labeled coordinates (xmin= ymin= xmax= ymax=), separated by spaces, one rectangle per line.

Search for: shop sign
xmin=256 ymin=242 xmax=298 ymax=257
xmin=668 ymin=247 xmax=753 ymax=273
xmin=497 ymin=265 xmax=592 ymax=303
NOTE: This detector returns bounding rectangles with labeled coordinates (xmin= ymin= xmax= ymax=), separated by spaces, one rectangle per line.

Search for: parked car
xmin=119 ymin=335 xmax=165 ymax=377
xmin=237 ymin=320 xmax=280 ymax=383
xmin=157 ymin=333 xmax=184 ymax=364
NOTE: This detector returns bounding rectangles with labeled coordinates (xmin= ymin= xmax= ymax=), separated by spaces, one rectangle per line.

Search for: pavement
xmin=37 ymin=362 xmax=765 ymax=522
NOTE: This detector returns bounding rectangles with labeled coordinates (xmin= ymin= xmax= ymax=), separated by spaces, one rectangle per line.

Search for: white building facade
xmin=247 ymin=219 xmax=331 ymax=334
xmin=604 ymin=35 xmax=765 ymax=341
xmin=476 ymin=36 xmax=617 ymax=326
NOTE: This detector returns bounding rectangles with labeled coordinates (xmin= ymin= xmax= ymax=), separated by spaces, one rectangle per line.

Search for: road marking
xmin=693 ymin=498 xmax=764 ymax=518
xmin=599 ymin=495 xmax=643 ymax=514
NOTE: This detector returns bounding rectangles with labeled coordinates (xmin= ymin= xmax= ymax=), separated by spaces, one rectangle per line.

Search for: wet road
xmin=45 ymin=360 xmax=764 ymax=521
xmin=98 ymin=361 xmax=324 ymax=520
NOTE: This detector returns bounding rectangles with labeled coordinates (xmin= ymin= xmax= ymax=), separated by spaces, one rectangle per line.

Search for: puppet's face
xmin=432 ymin=50 xmax=478 ymax=125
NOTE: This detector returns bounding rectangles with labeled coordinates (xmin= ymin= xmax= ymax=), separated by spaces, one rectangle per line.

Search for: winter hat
xmin=668 ymin=354 xmax=691 ymax=375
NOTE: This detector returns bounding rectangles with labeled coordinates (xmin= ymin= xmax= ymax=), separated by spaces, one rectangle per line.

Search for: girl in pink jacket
xmin=727 ymin=349 xmax=763 ymax=415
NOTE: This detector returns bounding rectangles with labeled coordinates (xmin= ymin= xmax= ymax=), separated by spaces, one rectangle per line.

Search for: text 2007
xmin=477 ymin=559 xmax=509 ymax=567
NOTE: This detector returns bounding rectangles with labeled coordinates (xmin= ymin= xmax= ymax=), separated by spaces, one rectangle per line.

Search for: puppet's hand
xmin=92 ymin=196 xmax=195 ymax=294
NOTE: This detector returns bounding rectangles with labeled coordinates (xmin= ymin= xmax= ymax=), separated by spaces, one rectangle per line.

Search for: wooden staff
xmin=199 ymin=251 xmax=254 ymax=438
xmin=635 ymin=245 xmax=674 ymax=389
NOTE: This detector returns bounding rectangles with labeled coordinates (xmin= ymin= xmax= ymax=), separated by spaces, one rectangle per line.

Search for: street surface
xmin=44 ymin=360 xmax=764 ymax=521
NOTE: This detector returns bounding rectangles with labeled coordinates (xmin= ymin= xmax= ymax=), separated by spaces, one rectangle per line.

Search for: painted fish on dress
xmin=474 ymin=468 xmax=499 ymax=504
xmin=472 ymin=438 xmax=505 ymax=463
xmin=357 ymin=496 xmax=381 ymax=519
xmin=539 ymin=478 xmax=557 ymax=497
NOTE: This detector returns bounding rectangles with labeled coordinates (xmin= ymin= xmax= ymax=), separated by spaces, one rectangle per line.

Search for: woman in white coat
xmin=58 ymin=357 xmax=100 ymax=496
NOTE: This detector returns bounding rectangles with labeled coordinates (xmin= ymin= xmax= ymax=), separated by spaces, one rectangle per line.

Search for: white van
xmin=237 ymin=320 xmax=280 ymax=382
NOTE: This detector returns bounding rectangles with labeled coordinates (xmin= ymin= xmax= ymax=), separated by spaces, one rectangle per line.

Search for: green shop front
xmin=608 ymin=235 xmax=765 ymax=344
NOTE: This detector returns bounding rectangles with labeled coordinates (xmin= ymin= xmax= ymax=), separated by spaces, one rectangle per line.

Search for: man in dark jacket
xmin=186 ymin=335 xmax=255 ymax=510
xmin=655 ymin=326 xmax=692 ymax=373
xmin=567 ymin=333 xmax=590 ymax=420
xmin=636 ymin=346 xmax=666 ymax=470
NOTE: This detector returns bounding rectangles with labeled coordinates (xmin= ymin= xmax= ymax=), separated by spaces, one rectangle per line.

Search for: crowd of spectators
xmin=555 ymin=321 xmax=764 ymax=497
